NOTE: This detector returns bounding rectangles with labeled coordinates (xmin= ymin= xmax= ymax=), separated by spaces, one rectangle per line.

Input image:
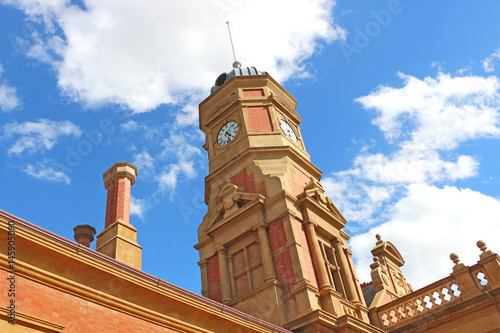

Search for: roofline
xmin=0 ymin=209 xmax=292 ymax=333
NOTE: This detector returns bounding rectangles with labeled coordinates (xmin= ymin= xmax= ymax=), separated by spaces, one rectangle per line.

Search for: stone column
xmin=254 ymin=223 xmax=277 ymax=282
xmin=334 ymin=239 xmax=360 ymax=303
xmin=217 ymin=246 xmax=232 ymax=303
xmin=303 ymin=220 xmax=331 ymax=290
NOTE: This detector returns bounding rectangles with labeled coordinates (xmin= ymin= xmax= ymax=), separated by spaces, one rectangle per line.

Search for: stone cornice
xmin=0 ymin=307 xmax=65 ymax=332
xmin=206 ymin=146 xmax=320 ymax=185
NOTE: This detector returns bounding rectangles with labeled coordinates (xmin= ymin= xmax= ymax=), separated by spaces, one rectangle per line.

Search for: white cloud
xmin=132 ymin=150 xmax=155 ymax=177
xmin=320 ymin=70 xmax=500 ymax=291
xmin=2 ymin=118 xmax=81 ymax=155
xmin=175 ymin=92 xmax=206 ymax=126
xmin=323 ymin=177 xmax=394 ymax=224
xmin=483 ymin=47 xmax=500 ymax=72
xmin=120 ymin=120 xmax=160 ymax=140
xmin=323 ymin=72 xmax=500 ymax=222
xmin=121 ymin=120 xmax=138 ymax=131
xmin=338 ymin=151 xmax=480 ymax=185
xmin=0 ymin=64 xmax=20 ymax=111
xmin=130 ymin=196 xmax=147 ymax=220
xmin=349 ymin=184 xmax=500 ymax=290
xmin=22 ymin=159 xmax=70 ymax=184
xmin=157 ymin=131 xmax=202 ymax=192
xmin=4 ymin=0 xmax=345 ymax=114
xmin=356 ymin=73 xmax=500 ymax=147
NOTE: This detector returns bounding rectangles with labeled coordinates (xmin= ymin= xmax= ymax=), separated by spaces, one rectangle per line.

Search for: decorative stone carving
xmin=368 ymin=235 xmax=413 ymax=308
xmin=203 ymin=180 xmax=266 ymax=232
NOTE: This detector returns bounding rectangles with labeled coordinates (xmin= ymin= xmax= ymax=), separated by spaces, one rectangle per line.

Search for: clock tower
xmin=195 ymin=63 xmax=380 ymax=333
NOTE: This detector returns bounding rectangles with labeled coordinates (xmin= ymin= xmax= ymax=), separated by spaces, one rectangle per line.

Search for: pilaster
xmin=334 ymin=239 xmax=360 ymax=304
xmin=254 ymin=223 xmax=277 ymax=282
xmin=217 ymin=246 xmax=232 ymax=303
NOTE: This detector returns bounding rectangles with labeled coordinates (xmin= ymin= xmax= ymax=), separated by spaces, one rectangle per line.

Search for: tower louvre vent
xmin=215 ymin=73 xmax=228 ymax=86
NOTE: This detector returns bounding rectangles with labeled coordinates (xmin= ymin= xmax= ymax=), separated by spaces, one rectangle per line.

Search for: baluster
xmin=414 ymin=296 xmax=424 ymax=313
xmin=389 ymin=308 xmax=398 ymax=324
xmin=406 ymin=301 xmax=414 ymax=317
xmin=380 ymin=311 xmax=390 ymax=327
xmin=442 ymin=285 xmax=451 ymax=302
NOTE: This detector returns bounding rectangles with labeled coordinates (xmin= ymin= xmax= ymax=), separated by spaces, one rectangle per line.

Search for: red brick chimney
xmin=103 ymin=162 xmax=137 ymax=228
xmin=96 ymin=162 xmax=142 ymax=269
xmin=73 ymin=224 xmax=96 ymax=247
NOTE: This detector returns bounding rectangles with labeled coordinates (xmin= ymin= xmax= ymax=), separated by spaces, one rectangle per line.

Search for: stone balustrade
xmin=370 ymin=240 xmax=499 ymax=330
xmin=374 ymin=275 xmax=461 ymax=328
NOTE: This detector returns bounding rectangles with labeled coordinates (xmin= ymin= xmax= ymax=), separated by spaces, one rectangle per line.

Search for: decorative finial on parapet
xmin=376 ymin=234 xmax=383 ymax=245
xmin=450 ymin=252 xmax=468 ymax=273
xmin=477 ymin=239 xmax=495 ymax=259
xmin=477 ymin=240 xmax=487 ymax=253
xmin=450 ymin=253 xmax=460 ymax=265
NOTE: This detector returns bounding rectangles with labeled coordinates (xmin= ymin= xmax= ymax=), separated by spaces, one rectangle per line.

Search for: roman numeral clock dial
xmin=217 ymin=121 xmax=239 ymax=146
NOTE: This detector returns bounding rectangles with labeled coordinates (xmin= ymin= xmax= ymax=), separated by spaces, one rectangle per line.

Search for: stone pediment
xmin=204 ymin=181 xmax=266 ymax=233
xmin=297 ymin=178 xmax=347 ymax=225
xmin=371 ymin=235 xmax=405 ymax=267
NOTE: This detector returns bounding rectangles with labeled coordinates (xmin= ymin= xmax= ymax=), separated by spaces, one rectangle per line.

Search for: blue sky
xmin=0 ymin=0 xmax=499 ymax=293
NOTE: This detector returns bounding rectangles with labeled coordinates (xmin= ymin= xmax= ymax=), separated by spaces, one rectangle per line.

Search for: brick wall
xmin=247 ymin=106 xmax=273 ymax=133
xmin=242 ymin=89 xmax=264 ymax=97
xmin=268 ymin=219 xmax=295 ymax=293
xmin=207 ymin=254 xmax=221 ymax=302
xmin=0 ymin=270 xmax=175 ymax=332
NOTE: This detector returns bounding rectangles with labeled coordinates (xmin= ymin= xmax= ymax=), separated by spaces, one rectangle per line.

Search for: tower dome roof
xmin=210 ymin=62 xmax=266 ymax=94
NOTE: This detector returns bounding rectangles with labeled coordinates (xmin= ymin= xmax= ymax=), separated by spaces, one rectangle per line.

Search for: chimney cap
xmin=73 ymin=224 xmax=97 ymax=243
xmin=103 ymin=162 xmax=138 ymax=189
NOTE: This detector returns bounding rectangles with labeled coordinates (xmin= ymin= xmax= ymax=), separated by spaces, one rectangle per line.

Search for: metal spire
xmin=226 ymin=21 xmax=241 ymax=68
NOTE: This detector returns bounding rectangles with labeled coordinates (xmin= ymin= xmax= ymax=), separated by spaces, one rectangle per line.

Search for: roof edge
xmin=0 ymin=209 xmax=292 ymax=333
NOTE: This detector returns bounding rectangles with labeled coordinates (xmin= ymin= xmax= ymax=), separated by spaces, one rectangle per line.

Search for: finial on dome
xmin=232 ymin=61 xmax=242 ymax=68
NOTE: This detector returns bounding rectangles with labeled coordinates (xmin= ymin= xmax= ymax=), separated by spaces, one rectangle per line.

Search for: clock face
xmin=217 ymin=121 xmax=239 ymax=146
xmin=279 ymin=119 xmax=298 ymax=142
